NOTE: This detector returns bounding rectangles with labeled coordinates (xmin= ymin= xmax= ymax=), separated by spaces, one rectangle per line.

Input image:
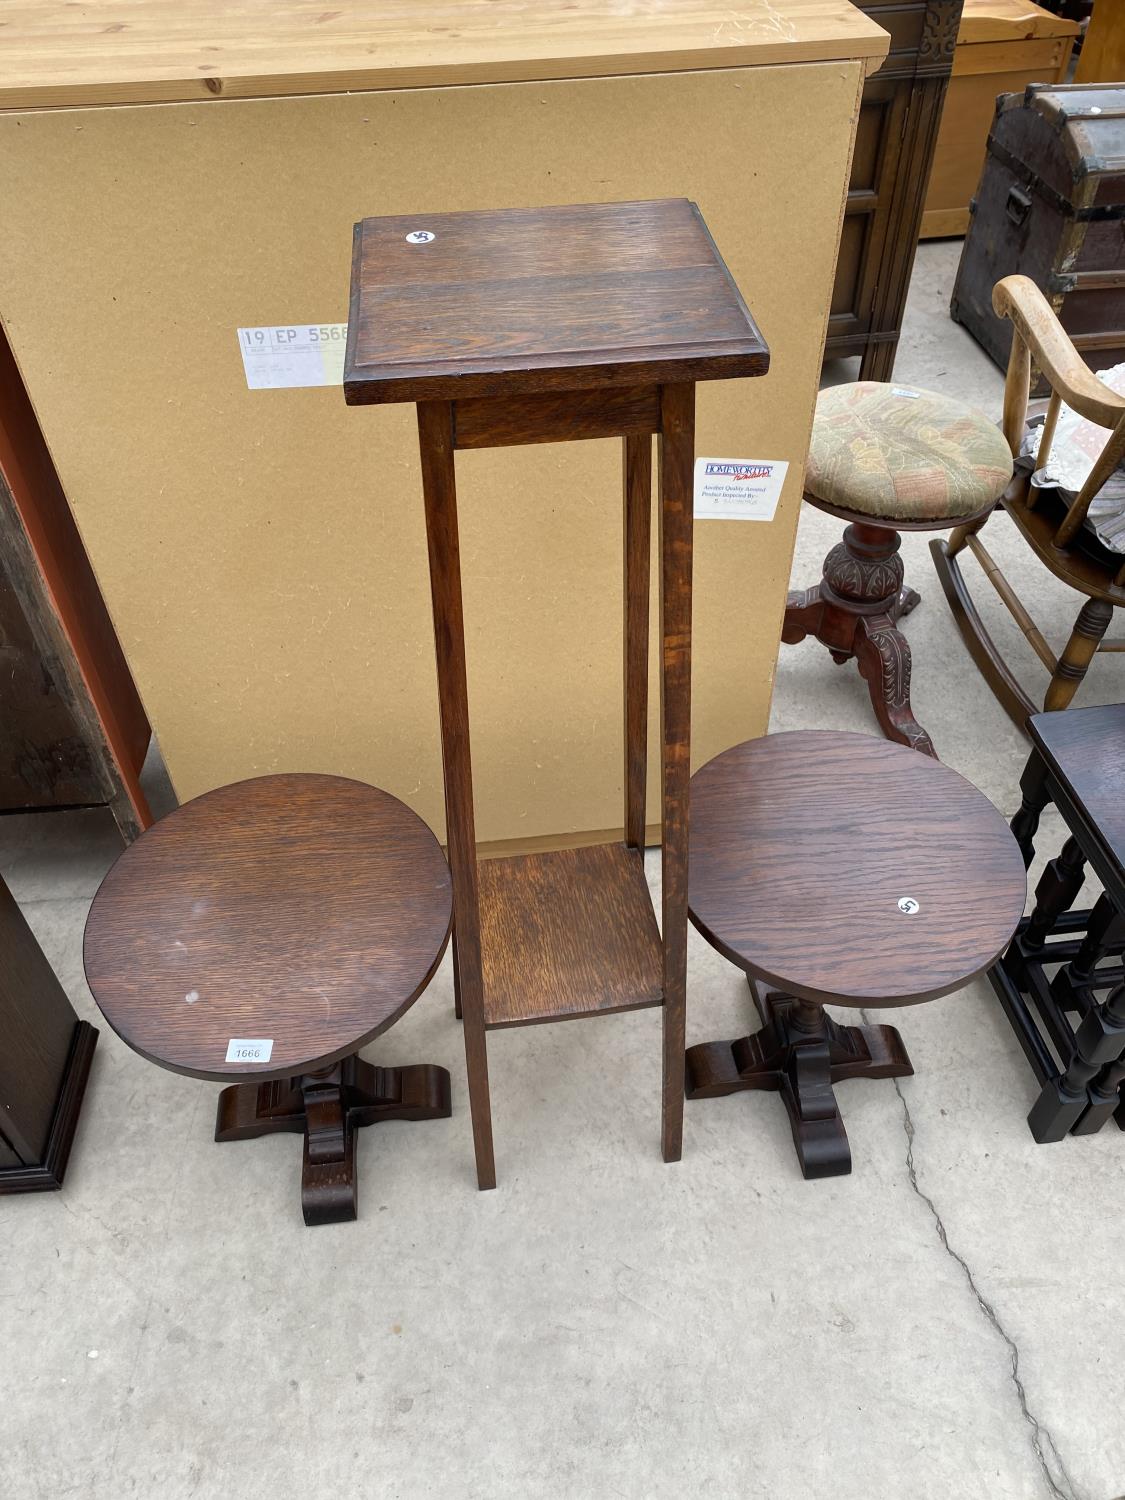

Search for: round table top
xmin=688 ymin=731 xmax=1026 ymax=1007
xmin=83 ymin=774 xmax=452 ymax=1081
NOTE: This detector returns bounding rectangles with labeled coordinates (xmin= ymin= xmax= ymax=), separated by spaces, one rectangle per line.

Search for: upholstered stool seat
xmin=807 ymin=382 xmax=1013 ymax=524
xmin=785 ymin=380 xmax=1014 ymax=756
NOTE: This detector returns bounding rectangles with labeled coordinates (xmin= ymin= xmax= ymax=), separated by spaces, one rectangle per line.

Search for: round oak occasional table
xmin=685 ymin=730 xmax=1026 ymax=1178
xmin=83 ymin=773 xmax=453 ymax=1225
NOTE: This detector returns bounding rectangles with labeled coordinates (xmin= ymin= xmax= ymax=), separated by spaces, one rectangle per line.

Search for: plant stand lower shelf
xmin=479 ymin=844 xmax=662 ymax=1028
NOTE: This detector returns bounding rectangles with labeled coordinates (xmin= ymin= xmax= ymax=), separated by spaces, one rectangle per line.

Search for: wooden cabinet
xmin=826 ymin=0 xmax=964 ymax=379
xmin=0 ymin=874 xmax=97 ymax=1192
xmin=921 ymin=0 xmax=1078 ymax=240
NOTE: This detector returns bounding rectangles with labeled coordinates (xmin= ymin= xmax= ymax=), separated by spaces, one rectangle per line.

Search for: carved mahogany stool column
xmin=686 ymin=730 xmax=1025 ymax=1178
xmin=784 ymin=382 xmax=1012 ymax=757
xmin=343 ymin=199 xmax=769 ymax=1187
xmin=83 ymin=774 xmax=452 ymax=1225
xmin=989 ymin=704 xmax=1125 ymax=1141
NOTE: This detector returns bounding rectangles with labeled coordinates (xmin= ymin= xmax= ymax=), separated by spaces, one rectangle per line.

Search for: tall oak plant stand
xmin=344 ymin=199 xmax=769 ymax=1188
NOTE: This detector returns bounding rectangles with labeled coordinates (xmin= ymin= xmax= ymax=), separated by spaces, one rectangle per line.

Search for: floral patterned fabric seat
xmin=806 ymin=381 xmax=1013 ymax=525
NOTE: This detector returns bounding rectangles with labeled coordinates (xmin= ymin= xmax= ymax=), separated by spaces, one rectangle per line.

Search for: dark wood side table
xmin=991 ymin=703 xmax=1125 ymax=1141
xmin=344 ymin=199 xmax=769 ymax=1189
xmin=686 ymin=730 xmax=1025 ymax=1177
xmin=83 ymin=774 xmax=453 ymax=1225
xmin=0 ymin=872 xmax=97 ymax=1193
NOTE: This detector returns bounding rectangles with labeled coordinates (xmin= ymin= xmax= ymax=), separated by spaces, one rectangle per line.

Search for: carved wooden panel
xmin=824 ymin=0 xmax=964 ymax=379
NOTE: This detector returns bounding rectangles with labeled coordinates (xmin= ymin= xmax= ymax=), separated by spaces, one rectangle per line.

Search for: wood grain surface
xmin=83 ymin=774 xmax=452 ymax=1081
xmin=688 ymin=730 xmax=1026 ymax=1006
xmin=478 ymin=844 xmax=662 ymax=1027
xmin=0 ymin=1 xmax=890 ymax=109
xmin=418 ymin=399 xmax=496 ymax=1188
xmin=657 ymin=382 xmax=695 ymax=1159
xmin=344 ymin=201 xmax=769 ymax=404
xmin=1030 ymin=704 xmax=1125 ymax=876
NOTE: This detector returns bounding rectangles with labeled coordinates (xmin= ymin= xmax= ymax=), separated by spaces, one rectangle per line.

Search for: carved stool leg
xmin=685 ymin=979 xmax=914 ymax=1179
xmin=783 ymin=519 xmax=936 ymax=755
xmin=215 ymin=1054 xmax=452 ymax=1226
xmin=855 ymin=612 xmax=937 ymax=757
xmin=1044 ymin=597 xmax=1113 ymax=712
xmin=782 ymin=584 xmax=826 ymax=647
xmin=891 ymin=586 xmax=921 ymax=622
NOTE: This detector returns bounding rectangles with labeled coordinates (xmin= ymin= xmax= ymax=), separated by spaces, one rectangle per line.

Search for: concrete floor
xmin=4 ymin=243 xmax=1125 ymax=1500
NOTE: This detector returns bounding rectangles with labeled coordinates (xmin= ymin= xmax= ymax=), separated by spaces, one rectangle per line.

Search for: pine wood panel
xmin=1075 ymin=0 xmax=1125 ymax=85
xmin=0 ymin=1 xmax=888 ymax=108
xmin=957 ymin=0 xmax=1080 ymax=46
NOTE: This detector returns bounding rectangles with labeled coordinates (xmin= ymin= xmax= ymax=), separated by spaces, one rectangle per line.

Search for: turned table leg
xmin=1028 ymin=982 xmax=1125 ymax=1142
xmin=1010 ymin=750 xmax=1050 ymax=868
xmin=1025 ymin=834 xmax=1087 ymax=946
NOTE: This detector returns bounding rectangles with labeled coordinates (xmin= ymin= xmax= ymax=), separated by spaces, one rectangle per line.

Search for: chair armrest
xmin=993 ymin=276 xmax=1125 ymax=430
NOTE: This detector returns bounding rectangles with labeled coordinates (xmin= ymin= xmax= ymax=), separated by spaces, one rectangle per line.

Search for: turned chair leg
xmin=854 ymin=613 xmax=937 ymax=758
xmin=1044 ymin=597 xmax=1114 ymax=711
xmin=945 ymin=513 xmax=989 ymax=559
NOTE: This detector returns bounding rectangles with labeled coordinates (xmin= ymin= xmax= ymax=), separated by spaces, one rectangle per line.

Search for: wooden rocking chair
xmin=932 ymin=275 xmax=1125 ymax=729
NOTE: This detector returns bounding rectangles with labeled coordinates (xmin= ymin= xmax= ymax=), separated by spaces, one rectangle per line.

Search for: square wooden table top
xmin=343 ymin=199 xmax=769 ymax=405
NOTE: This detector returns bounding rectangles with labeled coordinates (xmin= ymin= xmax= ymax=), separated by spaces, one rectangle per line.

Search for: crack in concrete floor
xmin=889 ymin=1072 xmax=1081 ymax=1500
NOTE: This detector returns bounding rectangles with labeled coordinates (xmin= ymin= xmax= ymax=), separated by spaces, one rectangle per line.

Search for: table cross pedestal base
xmin=685 ymin=983 xmax=913 ymax=1178
xmin=216 ymin=1056 xmax=451 ymax=1225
